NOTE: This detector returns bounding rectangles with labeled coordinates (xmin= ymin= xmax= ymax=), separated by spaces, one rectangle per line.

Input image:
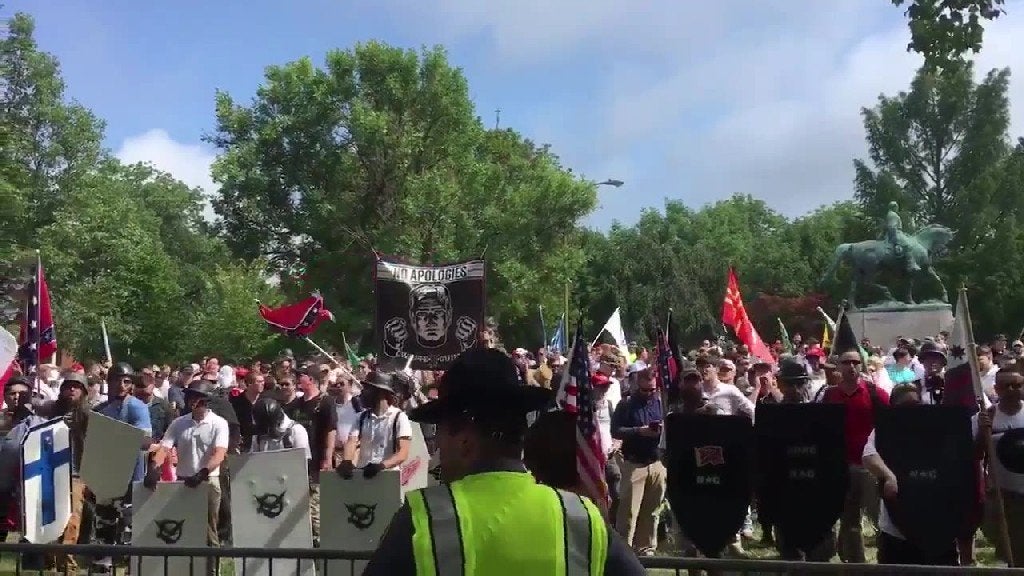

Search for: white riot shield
xmin=400 ymin=423 xmax=430 ymax=495
xmin=80 ymin=411 xmax=146 ymax=503
xmin=132 ymin=481 xmax=210 ymax=576
xmin=320 ymin=468 xmax=403 ymax=576
xmin=229 ymin=448 xmax=314 ymax=576
xmin=21 ymin=418 xmax=72 ymax=543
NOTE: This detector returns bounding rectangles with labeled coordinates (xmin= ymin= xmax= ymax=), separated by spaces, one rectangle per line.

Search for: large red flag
xmin=721 ymin=267 xmax=774 ymax=363
xmin=258 ymin=292 xmax=334 ymax=337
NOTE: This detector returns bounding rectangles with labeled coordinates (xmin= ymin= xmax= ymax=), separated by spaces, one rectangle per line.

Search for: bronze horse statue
xmin=820 ymin=224 xmax=954 ymax=308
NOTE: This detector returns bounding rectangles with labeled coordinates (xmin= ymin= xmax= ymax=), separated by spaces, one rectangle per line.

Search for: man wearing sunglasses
xmin=818 ymin=350 xmax=890 ymax=564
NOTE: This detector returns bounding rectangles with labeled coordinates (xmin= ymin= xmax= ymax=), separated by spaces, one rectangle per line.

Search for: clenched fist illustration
xmin=384 ymin=317 xmax=409 ymax=354
xmin=455 ymin=316 xmax=478 ymax=351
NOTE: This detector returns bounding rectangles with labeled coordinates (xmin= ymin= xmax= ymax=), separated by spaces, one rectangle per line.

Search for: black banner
xmin=374 ymin=258 xmax=486 ymax=370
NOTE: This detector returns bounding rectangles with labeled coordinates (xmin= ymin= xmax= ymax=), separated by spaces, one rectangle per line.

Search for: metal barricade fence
xmin=1 ymin=543 xmax=1024 ymax=575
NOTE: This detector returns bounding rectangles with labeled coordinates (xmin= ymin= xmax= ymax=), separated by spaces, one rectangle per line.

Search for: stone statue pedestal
xmin=847 ymin=303 xmax=954 ymax=349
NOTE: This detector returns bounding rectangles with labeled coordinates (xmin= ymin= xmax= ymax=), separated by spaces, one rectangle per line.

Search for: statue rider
xmin=883 ymin=201 xmax=906 ymax=260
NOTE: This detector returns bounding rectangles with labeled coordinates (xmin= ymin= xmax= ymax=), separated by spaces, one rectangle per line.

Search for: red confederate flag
xmin=721 ymin=267 xmax=774 ymax=364
xmin=258 ymin=291 xmax=334 ymax=337
xmin=18 ymin=252 xmax=57 ymax=375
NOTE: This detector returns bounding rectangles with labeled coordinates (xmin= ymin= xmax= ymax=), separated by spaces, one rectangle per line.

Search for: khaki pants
xmin=982 ymin=489 xmax=1024 ymax=566
xmin=837 ymin=465 xmax=878 ymax=563
xmin=50 ymin=477 xmax=85 ymax=575
xmin=310 ymin=483 xmax=321 ymax=545
xmin=615 ymin=460 xmax=667 ymax=553
xmin=207 ymin=479 xmax=222 ymax=548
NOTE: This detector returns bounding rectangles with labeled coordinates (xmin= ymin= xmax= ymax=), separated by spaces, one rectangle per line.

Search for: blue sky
xmin=8 ymin=0 xmax=1024 ymax=228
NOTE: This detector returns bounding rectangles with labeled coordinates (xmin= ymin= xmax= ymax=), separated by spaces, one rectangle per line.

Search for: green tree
xmin=892 ymin=0 xmax=1007 ymax=71
xmin=854 ymin=63 xmax=1024 ymax=335
xmin=209 ymin=42 xmax=596 ymax=349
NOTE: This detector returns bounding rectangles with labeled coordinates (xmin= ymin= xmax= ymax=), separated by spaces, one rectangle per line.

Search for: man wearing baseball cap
xmin=364 ymin=348 xmax=644 ymax=575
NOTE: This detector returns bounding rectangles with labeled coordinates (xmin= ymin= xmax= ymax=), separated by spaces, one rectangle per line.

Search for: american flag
xmin=556 ymin=320 xmax=609 ymax=506
xmin=18 ymin=252 xmax=57 ymax=376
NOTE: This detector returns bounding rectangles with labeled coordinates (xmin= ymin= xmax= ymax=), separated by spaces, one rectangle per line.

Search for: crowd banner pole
xmin=960 ymin=287 xmax=1014 ymax=567
xmin=304 ymin=337 xmax=341 ymax=368
xmin=101 ymin=320 xmax=112 ymax=365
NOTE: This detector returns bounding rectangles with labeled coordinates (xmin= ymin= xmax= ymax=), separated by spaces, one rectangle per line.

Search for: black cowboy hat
xmin=407 ymin=348 xmax=553 ymax=424
xmin=777 ymin=357 xmax=810 ymax=384
xmin=919 ymin=341 xmax=947 ymax=364
xmin=184 ymin=378 xmax=214 ymax=399
xmin=361 ymin=371 xmax=397 ymax=395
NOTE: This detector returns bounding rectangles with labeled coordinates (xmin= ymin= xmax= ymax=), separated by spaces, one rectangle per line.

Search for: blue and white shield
xmin=21 ymin=417 xmax=72 ymax=544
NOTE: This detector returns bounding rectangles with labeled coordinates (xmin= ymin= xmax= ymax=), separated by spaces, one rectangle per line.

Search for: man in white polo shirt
xmin=337 ymin=370 xmax=411 ymax=479
xmin=146 ymin=382 xmax=230 ymax=551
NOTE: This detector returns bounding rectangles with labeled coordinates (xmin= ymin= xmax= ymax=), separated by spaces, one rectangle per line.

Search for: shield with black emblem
xmin=755 ymin=403 xmax=848 ymax=553
xmin=996 ymin=427 xmax=1024 ymax=475
xmin=874 ymin=405 xmax=975 ymax=554
xmin=664 ymin=413 xmax=754 ymax=557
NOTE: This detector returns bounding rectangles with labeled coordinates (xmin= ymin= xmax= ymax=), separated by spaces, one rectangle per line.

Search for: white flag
xmin=0 ymin=326 xmax=16 ymax=370
xmin=599 ymin=308 xmax=630 ymax=359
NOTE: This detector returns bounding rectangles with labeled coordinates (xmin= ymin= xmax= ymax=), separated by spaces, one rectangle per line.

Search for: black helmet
xmin=253 ymin=397 xmax=285 ymax=438
xmin=106 ymin=363 xmax=137 ymax=384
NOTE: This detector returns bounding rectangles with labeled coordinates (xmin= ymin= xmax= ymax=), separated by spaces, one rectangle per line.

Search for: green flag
xmin=342 ymin=332 xmax=360 ymax=366
xmin=777 ymin=318 xmax=793 ymax=354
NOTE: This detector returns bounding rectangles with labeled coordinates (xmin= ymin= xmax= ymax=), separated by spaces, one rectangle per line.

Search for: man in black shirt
xmin=283 ymin=366 xmax=337 ymax=546
xmin=611 ymin=368 xmax=666 ymax=555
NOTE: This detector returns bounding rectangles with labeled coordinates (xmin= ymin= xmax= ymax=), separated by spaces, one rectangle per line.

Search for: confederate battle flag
xmin=18 ymin=252 xmax=57 ymax=375
xmin=258 ymin=291 xmax=334 ymax=337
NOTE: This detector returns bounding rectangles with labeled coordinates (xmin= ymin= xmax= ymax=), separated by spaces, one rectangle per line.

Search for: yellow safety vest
xmin=407 ymin=471 xmax=608 ymax=576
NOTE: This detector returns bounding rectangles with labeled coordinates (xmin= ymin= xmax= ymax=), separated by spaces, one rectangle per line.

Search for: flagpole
xmin=33 ymin=250 xmax=41 ymax=391
xmin=961 ymin=287 xmax=1015 ymax=567
xmin=539 ymin=305 xmax=547 ymax=350
xmin=101 ymin=320 xmax=112 ymax=365
xmin=564 ymin=282 xmax=570 ymax=355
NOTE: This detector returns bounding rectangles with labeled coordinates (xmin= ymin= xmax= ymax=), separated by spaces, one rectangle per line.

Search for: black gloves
xmin=336 ymin=460 xmax=355 ymax=479
xmin=363 ymin=462 xmax=383 ymax=479
xmin=184 ymin=468 xmax=210 ymax=488
xmin=143 ymin=465 xmax=161 ymax=490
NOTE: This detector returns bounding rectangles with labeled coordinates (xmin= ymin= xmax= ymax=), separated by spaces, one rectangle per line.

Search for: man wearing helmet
xmin=250 ymin=396 xmax=311 ymax=460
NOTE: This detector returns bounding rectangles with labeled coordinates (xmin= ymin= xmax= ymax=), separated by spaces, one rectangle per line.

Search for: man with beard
xmin=976 ymin=366 xmax=1024 ymax=564
xmin=44 ymin=373 xmax=92 ymax=575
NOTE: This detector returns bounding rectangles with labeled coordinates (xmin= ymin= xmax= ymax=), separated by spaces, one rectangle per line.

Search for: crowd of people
xmin=0 ymin=323 xmax=1022 ymax=572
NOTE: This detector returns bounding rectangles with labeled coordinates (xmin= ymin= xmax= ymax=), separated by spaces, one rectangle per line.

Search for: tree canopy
xmin=2 ymin=10 xmax=1023 ymax=362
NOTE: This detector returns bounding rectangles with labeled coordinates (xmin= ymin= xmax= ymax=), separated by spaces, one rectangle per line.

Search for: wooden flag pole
xmin=961 ymin=286 xmax=1014 ymax=567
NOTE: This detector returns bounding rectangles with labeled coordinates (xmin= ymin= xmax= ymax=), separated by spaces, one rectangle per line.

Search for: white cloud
xmin=391 ymin=0 xmax=1024 ymax=225
xmin=114 ymin=129 xmax=218 ymax=220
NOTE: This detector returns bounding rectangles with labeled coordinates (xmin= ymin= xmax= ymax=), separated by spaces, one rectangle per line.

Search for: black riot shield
xmin=996 ymin=427 xmax=1024 ymax=474
xmin=755 ymin=403 xmax=848 ymax=553
xmin=875 ymin=405 xmax=975 ymax=554
xmin=664 ymin=413 xmax=754 ymax=557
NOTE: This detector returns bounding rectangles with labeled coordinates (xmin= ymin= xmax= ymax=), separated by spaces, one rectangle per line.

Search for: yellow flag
xmin=822 ymin=322 xmax=831 ymax=352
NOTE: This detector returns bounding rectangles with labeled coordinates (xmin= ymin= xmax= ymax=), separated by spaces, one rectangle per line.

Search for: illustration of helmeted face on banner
xmin=409 ymin=284 xmax=452 ymax=349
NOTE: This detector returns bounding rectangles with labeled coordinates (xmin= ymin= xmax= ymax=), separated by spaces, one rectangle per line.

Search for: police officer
xmin=364 ymin=348 xmax=645 ymax=575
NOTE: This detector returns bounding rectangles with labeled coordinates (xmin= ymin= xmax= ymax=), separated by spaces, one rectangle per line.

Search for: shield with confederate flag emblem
xmin=755 ymin=403 xmax=848 ymax=553
xmin=664 ymin=413 xmax=753 ymax=557
xmin=875 ymin=405 xmax=975 ymax=555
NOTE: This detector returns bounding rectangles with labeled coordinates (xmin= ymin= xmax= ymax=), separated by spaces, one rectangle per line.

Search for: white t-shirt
xmin=161 ymin=411 xmax=230 ymax=478
xmin=605 ymin=377 xmax=622 ymax=412
xmin=972 ymin=406 xmax=1024 ymax=494
xmin=252 ymin=414 xmax=311 ymax=460
xmin=350 ymin=405 xmax=412 ymax=467
xmin=862 ymin=430 xmax=905 ymax=539
xmin=336 ymin=400 xmax=362 ymax=445
xmin=703 ymin=382 xmax=755 ymax=419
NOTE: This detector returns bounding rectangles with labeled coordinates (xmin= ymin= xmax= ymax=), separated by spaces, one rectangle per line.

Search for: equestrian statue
xmin=820 ymin=202 xmax=954 ymax=309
